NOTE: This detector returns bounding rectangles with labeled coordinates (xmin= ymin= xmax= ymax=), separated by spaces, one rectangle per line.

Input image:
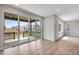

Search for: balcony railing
xmin=4 ymin=31 xmax=41 ymax=40
xmin=4 ymin=32 xmax=28 ymax=40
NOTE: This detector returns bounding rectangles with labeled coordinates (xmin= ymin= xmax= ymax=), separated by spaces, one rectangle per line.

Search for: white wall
xmin=65 ymin=20 xmax=79 ymax=36
xmin=43 ymin=15 xmax=64 ymax=41
xmin=54 ymin=15 xmax=64 ymax=40
xmin=0 ymin=10 xmax=4 ymax=50
xmin=43 ymin=16 xmax=55 ymax=41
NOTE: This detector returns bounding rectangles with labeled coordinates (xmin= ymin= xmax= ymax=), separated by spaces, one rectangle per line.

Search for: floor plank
xmin=0 ymin=36 xmax=79 ymax=55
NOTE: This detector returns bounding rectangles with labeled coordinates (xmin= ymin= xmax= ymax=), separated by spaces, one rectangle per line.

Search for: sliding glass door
xmin=4 ymin=13 xmax=19 ymax=48
xmin=29 ymin=19 xmax=41 ymax=41
xmin=19 ymin=16 xmax=29 ymax=44
xmin=4 ymin=12 xmax=42 ymax=48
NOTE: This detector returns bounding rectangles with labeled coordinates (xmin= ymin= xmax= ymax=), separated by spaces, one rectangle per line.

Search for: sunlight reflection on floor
xmin=62 ymin=36 xmax=69 ymax=40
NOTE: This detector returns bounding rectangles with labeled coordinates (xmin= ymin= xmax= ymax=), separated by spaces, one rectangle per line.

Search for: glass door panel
xmin=29 ymin=19 xmax=36 ymax=41
xmin=19 ymin=16 xmax=29 ymax=44
xmin=4 ymin=13 xmax=19 ymax=48
xmin=36 ymin=20 xmax=41 ymax=38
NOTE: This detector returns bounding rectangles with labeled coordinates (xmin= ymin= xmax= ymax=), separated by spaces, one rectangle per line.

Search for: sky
xmin=5 ymin=19 xmax=40 ymax=28
xmin=5 ymin=19 xmax=28 ymax=28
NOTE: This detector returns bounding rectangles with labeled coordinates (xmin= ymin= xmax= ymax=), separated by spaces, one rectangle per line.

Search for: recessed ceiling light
xmin=56 ymin=9 xmax=60 ymax=12
xmin=15 ymin=4 xmax=19 ymax=6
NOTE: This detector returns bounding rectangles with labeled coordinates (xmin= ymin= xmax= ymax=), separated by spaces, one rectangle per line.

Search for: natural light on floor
xmin=62 ymin=36 xmax=69 ymax=40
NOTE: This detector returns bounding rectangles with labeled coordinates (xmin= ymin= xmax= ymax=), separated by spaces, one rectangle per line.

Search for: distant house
xmin=5 ymin=28 xmax=19 ymax=33
xmin=5 ymin=25 xmax=28 ymax=33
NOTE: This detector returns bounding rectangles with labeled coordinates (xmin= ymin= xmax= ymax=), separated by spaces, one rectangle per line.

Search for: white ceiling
xmin=13 ymin=4 xmax=79 ymax=21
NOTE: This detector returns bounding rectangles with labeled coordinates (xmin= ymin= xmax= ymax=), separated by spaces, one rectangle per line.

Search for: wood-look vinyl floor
xmin=0 ymin=36 xmax=79 ymax=55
